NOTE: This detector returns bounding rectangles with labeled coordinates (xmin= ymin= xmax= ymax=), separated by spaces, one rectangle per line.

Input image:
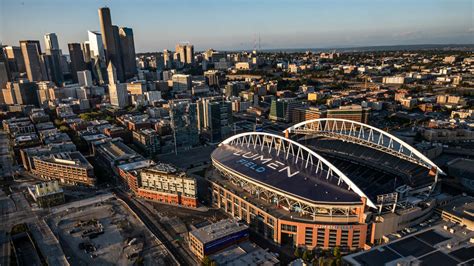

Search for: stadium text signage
xmin=233 ymin=151 xmax=300 ymax=177
xmin=316 ymin=225 xmax=354 ymax=229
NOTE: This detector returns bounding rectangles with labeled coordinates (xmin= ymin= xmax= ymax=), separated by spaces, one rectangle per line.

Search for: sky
xmin=0 ymin=0 xmax=473 ymax=53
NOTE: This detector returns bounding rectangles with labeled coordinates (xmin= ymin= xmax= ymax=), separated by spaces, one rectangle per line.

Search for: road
xmin=0 ymin=190 xmax=69 ymax=266
xmin=113 ymin=189 xmax=197 ymax=266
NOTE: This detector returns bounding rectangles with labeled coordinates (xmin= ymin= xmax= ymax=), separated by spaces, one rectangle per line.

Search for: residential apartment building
xmin=137 ymin=164 xmax=197 ymax=208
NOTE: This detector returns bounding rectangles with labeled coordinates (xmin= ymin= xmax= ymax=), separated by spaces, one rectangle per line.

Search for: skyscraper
xmin=20 ymin=40 xmax=48 ymax=81
xmin=43 ymin=33 xmax=64 ymax=86
xmin=163 ymin=49 xmax=173 ymax=68
xmin=43 ymin=49 xmax=63 ymax=86
xmin=7 ymin=80 xmax=39 ymax=106
xmin=196 ymin=97 xmax=232 ymax=142
xmin=107 ymin=62 xmax=128 ymax=108
xmin=175 ymin=43 xmax=194 ymax=65
xmin=185 ymin=44 xmax=194 ymax=64
xmin=119 ymin=27 xmax=137 ymax=79
xmin=4 ymin=46 xmax=25 ymax=73
xmin=98 ymin=7 xmax=125 ymax=82
xmin=81 ymin=42 xmax=92 ymax=64
xmin=68 ymin=43 xmax=87 ymax=83
xmin=172 ymin=74 xmax=191 ymax=92
xmin=107 ymin=61 xmax=117 ymax=85
xmin=87 ymin=30 xmax=105 ymax=60
xmin=44 ymin=33 xmax=60 ymax=51
xmin=0 ymin=48 xmax=11 ymax=91
xmin=175 ymin=43 xmax=186 ymax=65
xmin=77 ymin=70 xmax=93 ymax=87
xmin=169 ymin=100 xmax=199 ymax=151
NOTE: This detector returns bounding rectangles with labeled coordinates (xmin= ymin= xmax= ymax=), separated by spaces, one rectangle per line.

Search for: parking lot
xmin=49 ymin=197 xmax=171 ymax=266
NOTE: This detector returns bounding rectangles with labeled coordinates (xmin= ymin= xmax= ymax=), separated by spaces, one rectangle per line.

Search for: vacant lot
xmin=49 ymin=197 xmax=171 ymax=266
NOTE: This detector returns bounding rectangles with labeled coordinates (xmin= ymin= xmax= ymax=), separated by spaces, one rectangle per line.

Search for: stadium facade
xmin=209 ymin=119 xmax=443 ymax=250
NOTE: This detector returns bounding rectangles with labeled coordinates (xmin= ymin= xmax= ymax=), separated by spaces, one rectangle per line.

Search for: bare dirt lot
xmin=49 ymin=197 xmax=171 ymax=266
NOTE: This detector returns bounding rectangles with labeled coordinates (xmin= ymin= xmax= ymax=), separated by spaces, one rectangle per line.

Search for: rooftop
xmin=118 ymin=160 xmax=156 ymax=172
xmin=447 ymin=158 xmax=474 ymax=172
xmin=210 ymin=241 xmax=279 ymax=266
xmin=439 ymin=195 xmax=474 ymax=226
xmin=189 ymin=219 xmax=248 ymax=245
xmin=211 ymin=143 xmax=361 ymax=205
xmin=37 ymin=151 xmax=92 ymax=168
xmin=343 ymin=221 xmax=474 ymax=266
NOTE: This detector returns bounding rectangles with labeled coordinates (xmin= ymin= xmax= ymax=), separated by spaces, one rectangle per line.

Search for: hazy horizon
xmin=1 ymin=0 xmax=473 ymax=53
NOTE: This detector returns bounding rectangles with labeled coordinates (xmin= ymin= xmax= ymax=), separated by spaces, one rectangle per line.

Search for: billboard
xmin=203 ymin=229 xmax=249 ymax=255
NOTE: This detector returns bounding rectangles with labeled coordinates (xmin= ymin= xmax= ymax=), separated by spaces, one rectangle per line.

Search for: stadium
xmin=209 ymin=118 xmax=443 ymax=250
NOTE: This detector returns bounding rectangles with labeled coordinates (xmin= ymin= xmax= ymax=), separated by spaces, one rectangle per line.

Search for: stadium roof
xmin=212 ymin=132 xmax=375 ymax=208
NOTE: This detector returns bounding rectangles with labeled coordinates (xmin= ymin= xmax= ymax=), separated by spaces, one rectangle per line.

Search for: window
xmin=305 ymin=227 xmax=313 ymax=245
xmin=268 ymin=217 xmax=274 ymax=226
xmin=316 ymin=228 xmax=325 ymax=246
xmin=329 ymin=229 xmax=337 ymax=246
xmin=281 ymin=224 xmax=297 ymax=232
xmin=352 ymin=230 xmax=360 ymax=245
xmin=340 ymin=230 xmax=349 ymax=246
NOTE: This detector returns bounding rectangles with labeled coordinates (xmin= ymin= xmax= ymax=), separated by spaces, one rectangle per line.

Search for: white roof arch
xmin=221 ymin=132 xmax=377 ymax=208
xmin=285 ymin=118 xmax=445 ymax=175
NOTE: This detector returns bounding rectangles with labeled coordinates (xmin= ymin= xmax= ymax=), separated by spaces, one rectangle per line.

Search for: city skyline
xmin=1 ymin=0 xmax=473 ymax=53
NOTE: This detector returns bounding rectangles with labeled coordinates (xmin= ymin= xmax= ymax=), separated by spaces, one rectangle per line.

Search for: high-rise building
xmin=175 ymin=43 xmax=185 ymax=65
xmin=91 ymin=59 xmax=106 ymax=85
xmin=77 ymin=70 xmax=93 ymax=87
xmin=185 ymin=44 xmax=194 ymax=64
xmin=197 ymin=97 xmax=232 ymax=142
xmin=224 ymin=82 xmax=245 ymax=98
xmin=326 ymin=104 xmax=370 ymax=124
xmin=5 ymin=80 xmax=39 ymax=106
xmin=204 ymin=70 xmax=223 ymax=87
xmin=119 ymin=27 xmax=137 ymax=79
xmin=43 ymin=50 xmax=63 ymax=86
xmin=0 ymin=48 xmax=11 ymax=91
xmin=107 ymin=62 xmax=128 ymax=108
xmin=169 ymin=100 xmax=199 ymax=150
xmin=175 ymin=43 xmax=194 ymax=65
xmin=269 ymin=98 xmax=304 ymax=122
xmin=107 ymin=61 xmax=117 ymax=84
xmin=42 ymin=34 xmax=64 ymax=86
xmin=4 ymin=46 xmax=26 ymax=73
xmin=81 ymin=42 xmax=92 ymax=64
xmin=172 ymin=74 xmax=191 ymax=92
xmin=68 ymin=43 xmax=87 ymax=83
xmin=87 ymin=30 xmax=105 ymax=60
xmin=44 ymin=33 xmax=60 ymax=51
xmin=163 ymin=49 xmax=173 ymax=68
xmin=20 ymin=40 xmax=48 ymax=81
xmin=98 ymin=7 xmax=125 ymax=82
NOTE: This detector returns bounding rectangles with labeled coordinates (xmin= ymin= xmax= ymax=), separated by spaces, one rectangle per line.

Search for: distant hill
xmin=261 ymin=44 xmax=474 ymax=53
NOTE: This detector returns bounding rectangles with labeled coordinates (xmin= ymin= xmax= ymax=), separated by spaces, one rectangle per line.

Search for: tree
xmin=294 ymin=247 xmax=302 ymax=258
xmin=318 ymin=256 xmax=325 ymax=266
xmin=201 ymin=256 xmax=212 ymax=266
xmin=59 ymin=125 xmax=70 ymax=132
xmin=54 ymin=118 xmax=64 ymax=126
xmin=302 ymin=249 xmax=311 ymax=262
xmin=333 ymin=246 xmax=341 ymax=258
